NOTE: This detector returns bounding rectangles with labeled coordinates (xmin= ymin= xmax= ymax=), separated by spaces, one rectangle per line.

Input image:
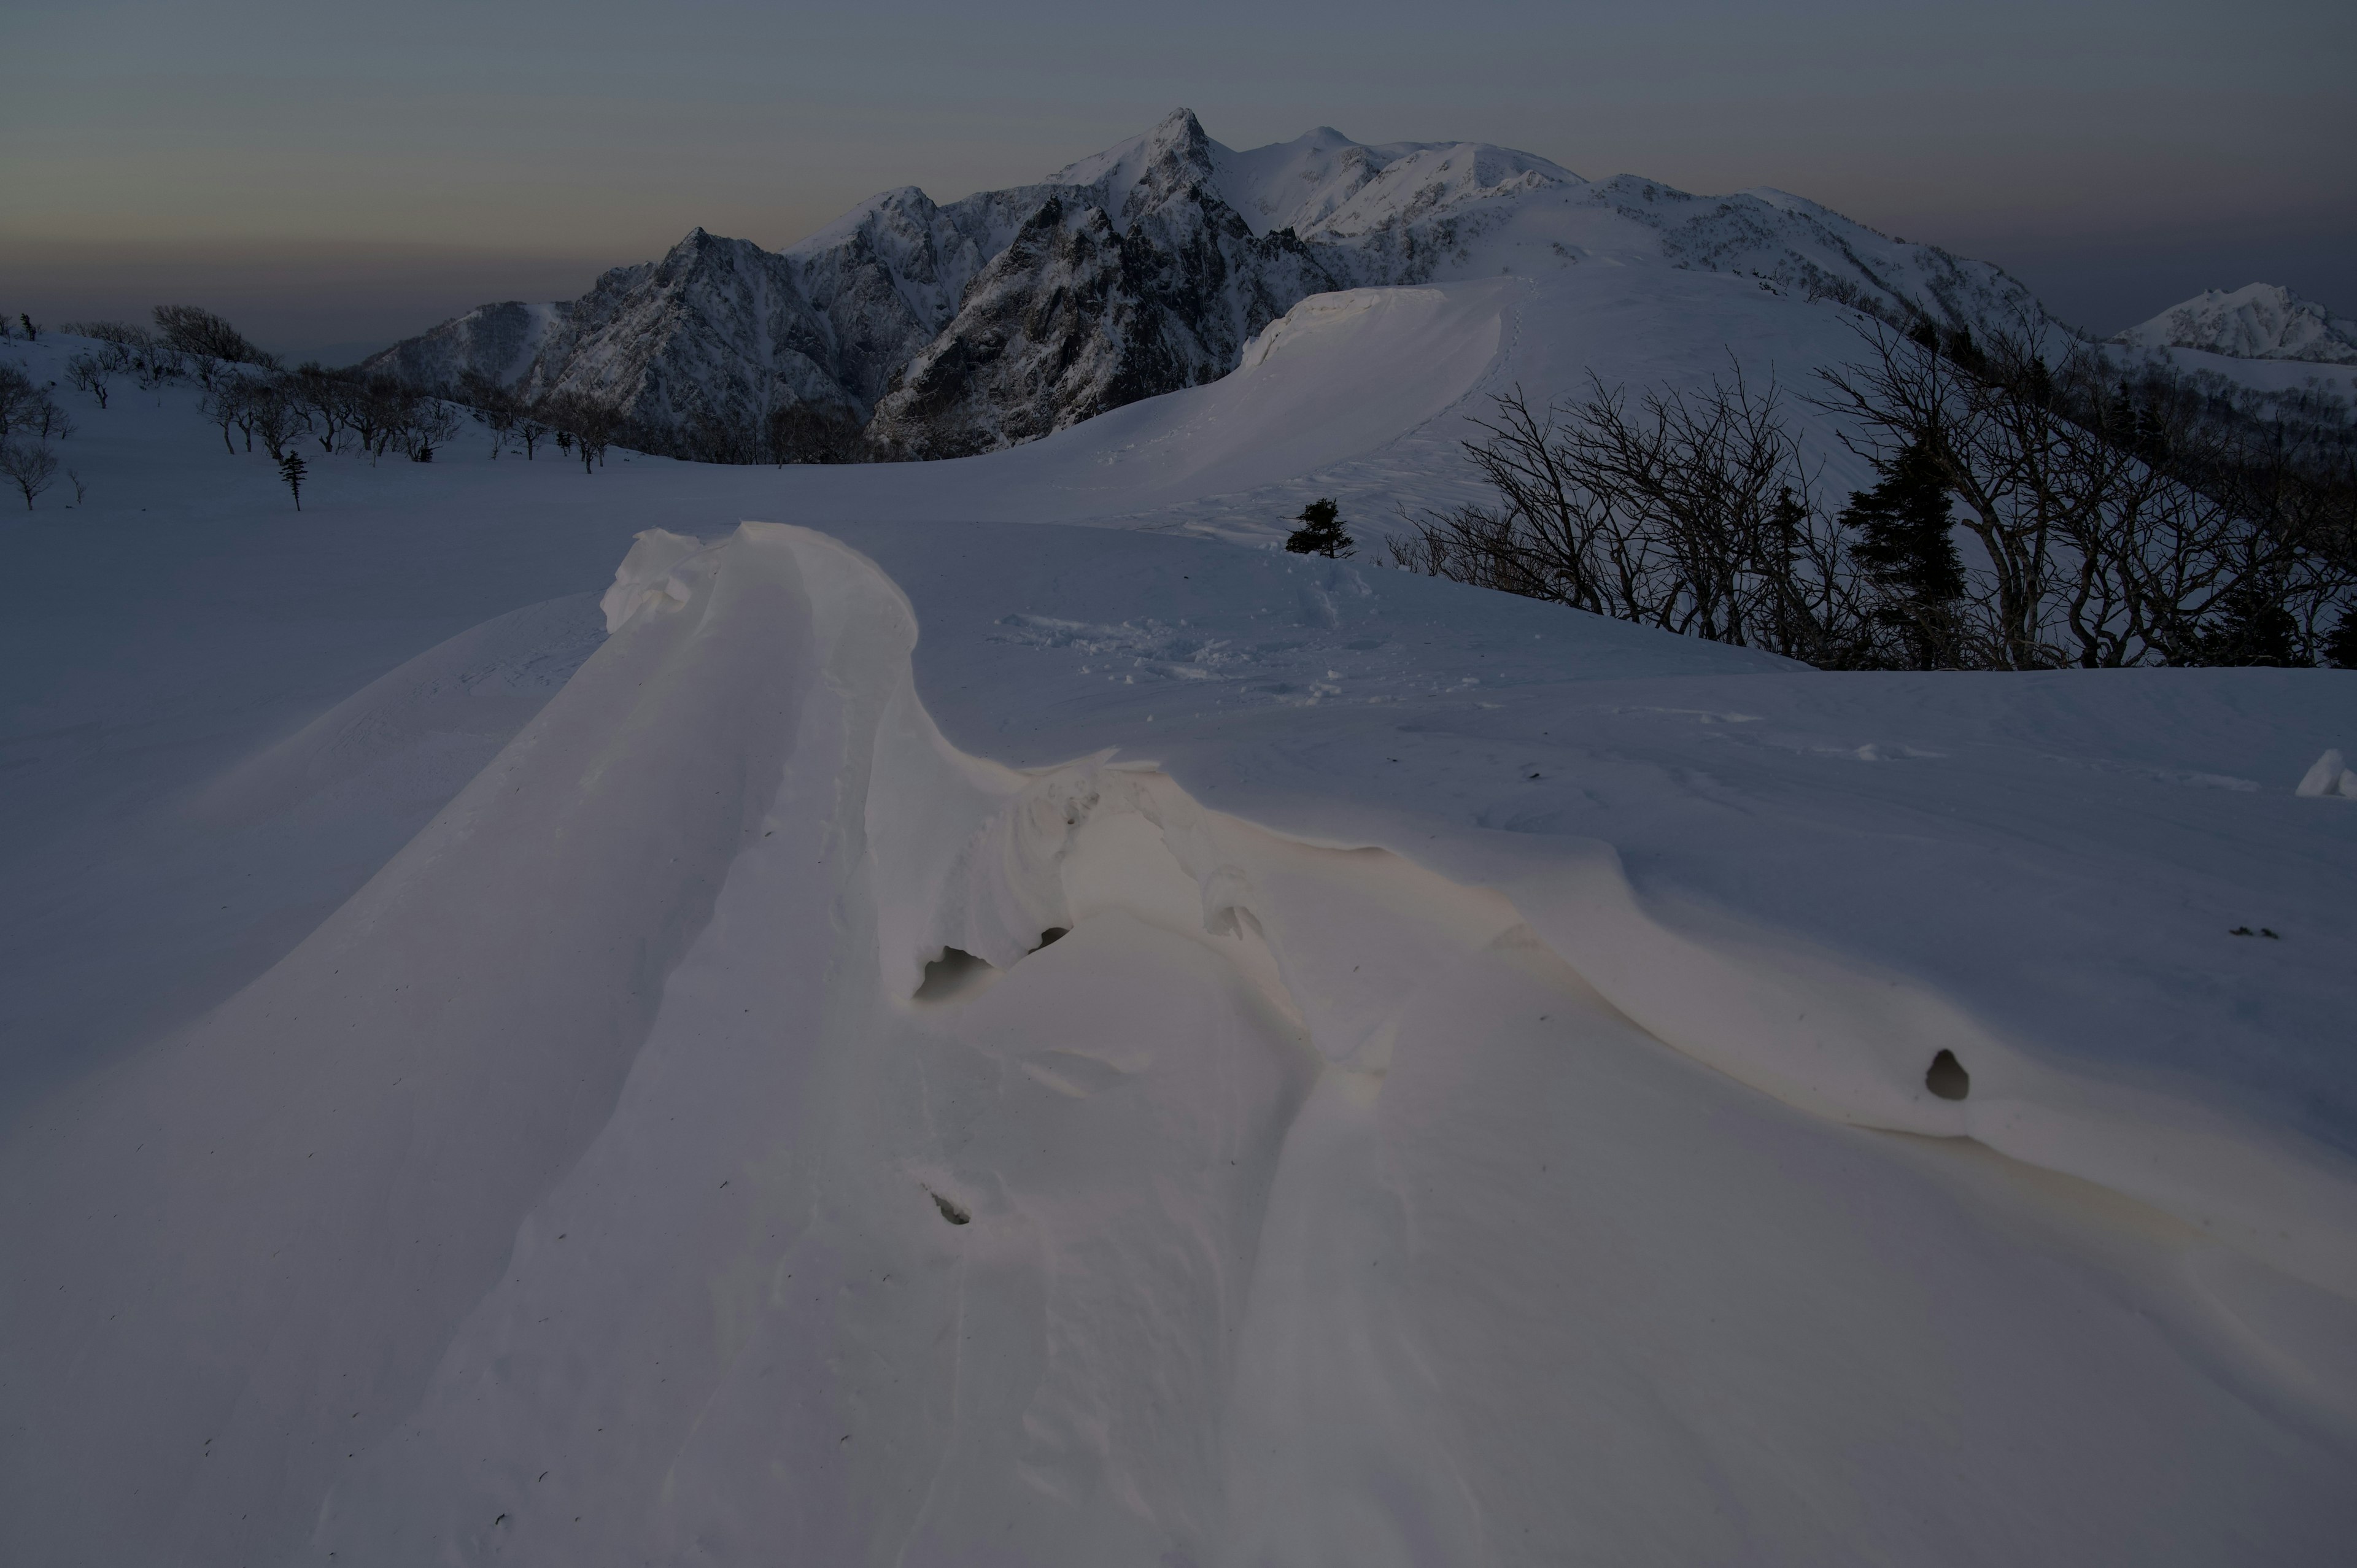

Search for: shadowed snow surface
xmin=1 ymin=274 xmax=2355 ymax=1566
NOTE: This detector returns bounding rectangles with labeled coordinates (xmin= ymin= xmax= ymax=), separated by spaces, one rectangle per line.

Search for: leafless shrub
xmin=1393 ymin=371 xmax=1875 ymax=665
xmin=541 ymin=393 xmax=624 ymax=472
xmin=1813 ymin=322 xmax=2354 ymax=667
xmin=244 ymin=380 xmax=307 ymax=461
xmin=1 ymin=439 xmax=60 ymax=510
xmin=67 ymin=353 xmax=112 ymax=409
xmin=62 ymin=320 xmax=153 ymax=352
xmin=0 ymin=365 xmax=65 ymax=442
xmin=1402 ymin=327 xmax=2355 ymax=671
xmin=152 ymin=304 xmax=274 ymax=368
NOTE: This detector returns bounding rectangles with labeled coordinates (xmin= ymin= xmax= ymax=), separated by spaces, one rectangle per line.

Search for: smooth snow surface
xmin=3 ymin=248 xmax=2355 ymax=1567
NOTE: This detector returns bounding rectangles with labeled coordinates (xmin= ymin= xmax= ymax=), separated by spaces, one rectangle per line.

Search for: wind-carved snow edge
xmin=622 ymin=522 xmax=2357 ymax=1305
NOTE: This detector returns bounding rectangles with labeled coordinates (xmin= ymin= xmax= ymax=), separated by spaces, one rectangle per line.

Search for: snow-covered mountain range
xmin=2111 ymin=282 xmax=2357 ymax=365
xmin=365 ymin=109 xmax=2048 ymax=460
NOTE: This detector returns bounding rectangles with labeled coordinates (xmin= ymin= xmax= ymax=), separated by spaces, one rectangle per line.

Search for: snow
xmin=2113 ymin=282 xmax=2357 ymax=365
xmin=3 ymin=225 xmax=2355 ymax=1567
xmin=2297 ymin=748 xmax=2356 ymax=798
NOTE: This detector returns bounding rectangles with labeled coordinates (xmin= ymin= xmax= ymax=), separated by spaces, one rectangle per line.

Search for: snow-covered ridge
xmin=10 ymin=517 xmax=2352 ymax=1562
xmin=363 ymin=108 xmax=2053 ymax=462
xmin=6 ymin=330 xmax=2355 ymax=1561
xmin=2113 ymin=282 xmax=2357 ymax=364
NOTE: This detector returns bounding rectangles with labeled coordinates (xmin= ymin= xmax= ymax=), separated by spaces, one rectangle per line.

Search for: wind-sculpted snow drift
xmin=6 ymin=523 xmax=2353 ymax=1566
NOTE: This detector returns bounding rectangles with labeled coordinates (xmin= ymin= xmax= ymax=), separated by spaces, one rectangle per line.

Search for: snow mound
xmin=1020 ymin=280 xmax=1512 ymax=505
xmin=2113 ymin=282 xmax=2357 ymax=364
xmin=2297 ymin=748 xmax=2357 ymax=798
xmin=6 ymin=523 xmax=2353 ymax=1564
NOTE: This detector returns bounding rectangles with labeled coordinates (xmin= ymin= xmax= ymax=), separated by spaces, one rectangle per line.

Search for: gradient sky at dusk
xmin=9 ymin=0 xmax=2351 ymax=363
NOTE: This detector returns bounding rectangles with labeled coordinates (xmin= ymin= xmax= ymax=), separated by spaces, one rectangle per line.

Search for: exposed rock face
xmin=2111 ymin=283 xmax=2357 ymax=365
xmin=867 ymin=122 xmax=1343 ymax=458
xmin=363 ymin=109 xmax=2061 ymax=463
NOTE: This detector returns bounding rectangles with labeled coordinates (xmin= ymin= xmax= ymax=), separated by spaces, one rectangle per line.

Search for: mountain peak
xmin=2113 ymin=282 xmax=2357 ymax=364
xmin=1045 ymin=107 xmax=1215 ymax=193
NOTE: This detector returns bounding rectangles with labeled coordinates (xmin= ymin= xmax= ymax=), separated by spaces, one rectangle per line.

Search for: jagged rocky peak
xmin=1047 ymin=107 xmax=1225 ymax=230
xmin=2111 ymin=283 xmax=2357 ymax=365
xmin=363 ymin=109 xmax=2061 ymax=465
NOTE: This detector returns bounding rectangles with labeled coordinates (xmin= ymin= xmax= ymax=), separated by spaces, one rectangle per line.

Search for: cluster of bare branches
xmin=444 ymin=373 xmax=864 ymax=469
xmin=1394 ymin=325 xmax=2357 ymax=669
xmin=195 ymin=365 xmax=463 ymax=467
xmin=448 ymin=373 xmax=638 ymax=472
xmin=1389 ymin=369 xmax=1877 ymax=665
xmin=1 ymin=361 xmax=76 ymax=510
xmin=1816 ymin=321 xmax=2355 ymax=667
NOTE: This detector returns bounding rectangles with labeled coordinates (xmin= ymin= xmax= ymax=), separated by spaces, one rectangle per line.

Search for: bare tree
xmin=458 ymin=369 xmax=517 ymax=457
xmin=201 ymin=376 xmax=252 ymax=454
xmin=66 ymin=353 xmax=112 ymax=409
xmin=152 ymin=304 xmax=273 ymax=367
xmin=292 ymin=365 xmax=357 ymax=454
xmin=245 ymin=381 xmax=306 ymax=461
xmin=513 ymin=405 xmax=551 ymax=460
xmin=63 ymin=320 xmax=153 ymax=352
xmin=1813 ymin=320 xmax=2354 ymax=667
xmin=1 ymin=440 xmax=60 ymax=509
xmin=1394 ymin=373 xmax=1873 ymax=665
xmin=0 ymin=366 xmax=58 ymax=442
xmin=544 ymin=393 xmax=624 ymax=473
xmin=0 ymin=366 xmax=37 ymax=438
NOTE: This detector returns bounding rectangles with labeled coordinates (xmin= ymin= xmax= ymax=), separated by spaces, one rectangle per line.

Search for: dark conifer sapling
xmin=2325 ymin=606 xmax=2357 ymax=671
xmin=1839 ymin=441 xmax=1964 ymax=666
xmin=1284 ymin=497 xmax=1353 ymax=558
xmin=278 ymin=451 xmax=308 ymax=511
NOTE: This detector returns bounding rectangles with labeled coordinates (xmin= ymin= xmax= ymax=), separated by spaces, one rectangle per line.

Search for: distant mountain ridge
xmin=2111 ymin=283 xmax=2357 ymax=366
xmin=364 ymin=109 xmax=2051 ymax=462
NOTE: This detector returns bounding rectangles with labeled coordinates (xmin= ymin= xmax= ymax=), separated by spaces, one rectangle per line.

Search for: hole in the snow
xmin=913 ymin=947 xmax=992 ymax=1002
xmin=1925 ymin=1049 xmax=1970 ymax=1101
xmin=1034 ymin=926 xmax=1069 ymax=951
xmin=930 ymin=1191 xmax=970 ymax=1226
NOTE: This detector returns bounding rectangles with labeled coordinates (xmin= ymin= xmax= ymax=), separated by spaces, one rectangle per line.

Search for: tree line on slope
xmin=1388 ymin=320 xmax=2357 ymax=670
xmin=0 ymin=305 xmax=671 ymax=512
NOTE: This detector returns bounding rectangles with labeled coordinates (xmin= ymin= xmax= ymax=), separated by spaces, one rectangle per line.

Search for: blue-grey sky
xmin=9 ymin=0 xmax=2351 ymax=362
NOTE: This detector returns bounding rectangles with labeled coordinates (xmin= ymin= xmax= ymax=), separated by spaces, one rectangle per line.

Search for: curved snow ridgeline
xmin=4 ymin=525 xmax=2353 ymax=1565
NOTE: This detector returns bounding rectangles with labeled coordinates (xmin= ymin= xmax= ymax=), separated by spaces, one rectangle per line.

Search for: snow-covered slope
xmin=2114 ymin=282 xmax=2357 ymax=365
xmin=4 ymin=255 xmax=2354 ymax=1566
xmin=367 ymin=109 xmax=2053 ymax=461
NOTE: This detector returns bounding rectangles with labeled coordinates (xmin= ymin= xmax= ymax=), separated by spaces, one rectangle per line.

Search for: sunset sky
xmin=9 ymin=0 xmax=2351 ymax=362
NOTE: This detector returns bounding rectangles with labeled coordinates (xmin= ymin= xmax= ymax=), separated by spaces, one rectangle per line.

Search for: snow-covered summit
xmin=365 ymin=109 xmax=2053 ymax=462
xmin=1049 ymin=107 xmax=1586 ymax=241
xmin=2113 ymin=282 xmax=2357 ymax=364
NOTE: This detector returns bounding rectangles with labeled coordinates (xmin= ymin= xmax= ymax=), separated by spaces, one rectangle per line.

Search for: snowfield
xmin=2 ymin=224 xmax=2355 ymax=1567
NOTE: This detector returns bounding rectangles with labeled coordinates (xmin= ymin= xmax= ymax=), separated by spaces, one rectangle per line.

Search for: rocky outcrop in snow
xmin=2111 ymin=283 xmax=2357 ymax=365
xmin=866 ymin=115 xmax=1343 ymax=458
xmin=365 ymin=109 xmax=2060 ymax=461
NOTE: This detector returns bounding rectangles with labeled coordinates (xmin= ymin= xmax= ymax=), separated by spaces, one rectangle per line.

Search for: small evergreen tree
xmin=1839 ymin=439 xmax=1965 ymax=666
xmin=2196 ymin=582 xmax=2301 ymax=666
xmin=2324 ymin=605 xmax=2357 ymax=670
xmin=278 ymin=450 xmax=308 ymax=511
xmin=1284 ymin=497 xmax=1353 ymax=557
